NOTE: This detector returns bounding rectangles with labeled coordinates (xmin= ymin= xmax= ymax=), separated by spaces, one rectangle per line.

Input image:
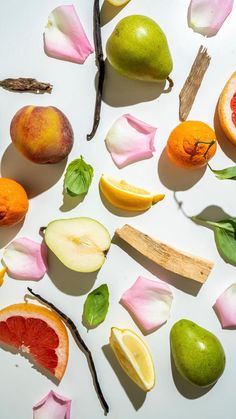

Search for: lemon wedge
xmin=110 ymin=327 xmax=155 ymax=391
xmin=99 ymin=175 xmax=165 ymax=212
xmin=106 ymin=0 xmax=131 ymax=6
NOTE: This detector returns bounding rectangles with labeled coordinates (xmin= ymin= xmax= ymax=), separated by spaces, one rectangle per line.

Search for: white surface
xmin=0 ymin=1 xmax=236 ymax=418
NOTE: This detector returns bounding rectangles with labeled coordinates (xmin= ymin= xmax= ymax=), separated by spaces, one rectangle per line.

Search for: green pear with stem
xmin=170 ymin=319 xmax=225 ymax=387
xmin=106 ymin=15 xmax=173 ymax=83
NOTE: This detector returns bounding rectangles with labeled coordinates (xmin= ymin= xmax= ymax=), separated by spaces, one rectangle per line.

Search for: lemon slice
xmin=110 ymin=327 xmax=155 ymax=391
xmin=106 ymin=0 xmax=131 ymax=6
xmin=99 ymin=175 xmax=165 ymax=212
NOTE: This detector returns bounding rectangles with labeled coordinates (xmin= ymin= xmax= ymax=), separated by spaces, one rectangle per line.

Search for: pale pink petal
xmin=105 ymin=114 xmax=156 ymax=168
xmin=214 ymin=283 xmax=236 ymax=328
xmin=2 ymin=237 xmax=48 ymax=280
xmin=44 ymin=4 xmax=94 ymax=64
xmin=120 ymin=276 xmax=173 ymax=333
xmin=188 ymin=0 xmax=234 ymax=37
xmin=33 ymin=390 xmax=71 ymax=419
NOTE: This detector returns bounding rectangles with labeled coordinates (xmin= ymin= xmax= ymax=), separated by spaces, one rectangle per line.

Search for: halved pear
xmin=44 ymin=217 xmax=111 ymax=272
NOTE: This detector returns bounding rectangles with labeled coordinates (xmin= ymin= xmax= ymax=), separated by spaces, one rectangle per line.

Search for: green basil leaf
xmin=214 ymin=227 xmax=236 ymax=265
xmin=64 ymin=156 xmax=94 ymax=197
xmin=83 ymin=284 xmax=109 ymax=328
xmin=208 ymin=164 xmax=236 ymax=180
xmin=192 ymin=216 xmax=236 ymax=265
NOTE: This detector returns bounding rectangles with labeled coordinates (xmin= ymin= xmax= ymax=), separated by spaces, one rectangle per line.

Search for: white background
xmin=0 ymin=0 xmax=236 ymax=418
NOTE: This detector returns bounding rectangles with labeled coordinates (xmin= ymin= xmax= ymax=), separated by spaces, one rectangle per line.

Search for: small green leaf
xmin=214 ymin=227 xmax=236 ymax=265
xmin=64 ymin=156 xmax=94 ymax=197
xmin=83 ymin=284 xmax=109 ymax=328
xmin=208 ymin=164 xmax=236 ymax=180
xmin=192 ymin=216 xmax=236 ymax=265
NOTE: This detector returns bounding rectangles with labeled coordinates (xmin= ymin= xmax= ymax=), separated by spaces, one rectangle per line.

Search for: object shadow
xmin=100 ymin=0 xmax=127 ymax=26
xmin=0 ymin=342 xmax=59 ymax=385
xmin=158 ymin=148 xmax=206 ymax=191
xmin=102 ymin=344 xmax=146 ymax=410
xmin=46 ymin=249 xmax=97 ymax=296
xmin=0 ymin=144 xmax=67 ymax=198
xmin=170 ymin=353 xmax=214 ymax=399
xmin=191 ymin=205 xmax=232 ymax=222
xmin=214 ymin=105 xmax=236 ymax=163
xmin=60 ymin=192 xmax=85 ymax=212
xmin=113 ymin=235 xmax=202 ymax=296
xmin=0 ymin=220 xmax=25 ymax=249
xmin=102 ymin=60 xmax=166 ymax=107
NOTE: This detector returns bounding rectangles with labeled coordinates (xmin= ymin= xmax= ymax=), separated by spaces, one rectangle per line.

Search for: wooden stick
xmin=27 ymin=287 xmax=109 ymax=415
xmin=0 ymin=78 xmax=52 ymax=93
xmin=87 ymin=0 xmax=105 ymax=141
xmin=179 ymin=45 xmax=211 ymax=121
xmin=116 ymin=224 xmax=213 ymax=283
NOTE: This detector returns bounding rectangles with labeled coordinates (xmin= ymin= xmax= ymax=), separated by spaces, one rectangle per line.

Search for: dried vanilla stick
xmin=179 ymin=45 xmax=211 ymax=121
xmin=116 ymin=224 xmax=213 ymax=283
xmin=0 ymin=78 xmax=52 ymax=93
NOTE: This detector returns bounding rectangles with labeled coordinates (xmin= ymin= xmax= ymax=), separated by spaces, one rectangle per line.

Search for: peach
xmin=10 ymin=105 xmax=74 ymax=164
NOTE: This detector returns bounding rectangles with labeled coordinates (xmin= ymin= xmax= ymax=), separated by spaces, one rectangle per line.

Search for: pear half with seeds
xmin=45 ymin=217 xmax=111 ymax=272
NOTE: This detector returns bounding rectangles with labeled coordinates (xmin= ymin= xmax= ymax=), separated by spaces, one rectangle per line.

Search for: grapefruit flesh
xmin=218 ymin=71 xmax=236 ymax=145
xmin=0 ymin=303 xmax=68 ymax=380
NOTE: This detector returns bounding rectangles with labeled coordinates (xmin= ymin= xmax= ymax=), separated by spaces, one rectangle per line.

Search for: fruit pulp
xmin=0 ymin=315 xmax=59 ymax=374
xmin=230 ymin=92 xmax=236 ymax=126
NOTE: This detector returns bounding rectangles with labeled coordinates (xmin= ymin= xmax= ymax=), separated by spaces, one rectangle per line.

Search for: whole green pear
xmin=170 ymin=319 xmax=225 ymax=387
xmin=106 ymin=15 xmax=173 ymax=82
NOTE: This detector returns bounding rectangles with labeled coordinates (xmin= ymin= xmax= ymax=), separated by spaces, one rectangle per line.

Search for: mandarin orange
xmin=0 ymin=178 xmax=29 ymax=227
xmin=167 ymin=121 xmax=217 ymax=169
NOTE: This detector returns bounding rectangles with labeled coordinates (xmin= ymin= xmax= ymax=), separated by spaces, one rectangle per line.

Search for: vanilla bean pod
xmin=27 ymin=287 xmax=109 ymax=415
xmin=0 ymin=78 xmax=52 ymax=93
xmin=87 ymin=0 xmax=105 ymax=141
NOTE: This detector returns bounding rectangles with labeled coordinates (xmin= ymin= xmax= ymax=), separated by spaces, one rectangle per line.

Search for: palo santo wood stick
xmin=179 ymin=45 xmax=211 ymax=121
xmin=116 ymin=224 xmax=213 ymax=283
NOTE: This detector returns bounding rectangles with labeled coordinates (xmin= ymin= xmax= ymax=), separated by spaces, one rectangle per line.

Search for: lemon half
xmin=99 ymin=175 xmax=165 ymax=212
xmin=110 ymin=327 xmax=156 ymax=391
xmin=106 ymin=0 xmax=131 ymax=6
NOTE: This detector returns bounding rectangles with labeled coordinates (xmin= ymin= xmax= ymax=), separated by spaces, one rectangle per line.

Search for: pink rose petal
xmin=120 ymin=276 xmax=173 ymax=333
xmin=44 ymin=4 xmax=94 ymax=64
xmin=188 ymin=0 xmax=234 ymax=37
xmin=214 ymin=283 xmax=236 ymax=328
xmin=33 ymin=390 xmax=71 ymax=419
xmin=105 ymin=114 xmax=156 ymax=168
xmin=2 ymin=237 xmax=48 ymax=280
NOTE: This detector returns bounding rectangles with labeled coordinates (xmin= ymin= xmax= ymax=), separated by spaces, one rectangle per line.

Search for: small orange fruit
xmin=0 ymin=178 xmax=29 ymax=227
xmin=0 ymin=303 xmax=69 ymax=380
xmin=167 ymin=120 xmax=217 ymax=169
xmin=218 ymin=71 xmax=236 ymax=145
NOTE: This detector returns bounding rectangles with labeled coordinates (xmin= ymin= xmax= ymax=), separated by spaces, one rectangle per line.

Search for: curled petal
xmin=214 ymin=283 xmax=236 ymax=328
xmin=2 ymin=237 xmax=48 ymax=280
xmin=120 ymin=276 xmax=173 ymax=333
xmin=44 ymin=4 xmax=94 ymax=64
xmin=188 ymin=0 xmax=234 ymax=37
xmin=33 ymin=390 xmax=71 ymax=419
xmin=105 ymin=114 xmax=156 ymax=168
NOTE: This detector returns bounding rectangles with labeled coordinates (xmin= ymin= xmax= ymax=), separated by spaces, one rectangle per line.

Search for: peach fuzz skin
xmin=10 ymin=106 xmax=74 ymax=164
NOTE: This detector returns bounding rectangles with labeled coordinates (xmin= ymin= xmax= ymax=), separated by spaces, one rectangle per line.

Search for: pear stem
xmin=167 ymin=76 xmax=174 ymax=89
xmin=87 ymin=0 xmax=105 ymax=141
xmin=27 ymin=287 xmax=109 ymax=415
